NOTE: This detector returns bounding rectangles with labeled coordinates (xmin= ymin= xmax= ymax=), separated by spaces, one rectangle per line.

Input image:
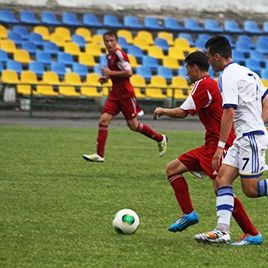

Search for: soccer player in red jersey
xmin=83 ymin=31 xmax=167 ymax=162
xmin=153 ymin=51 xmax=261 ymax=245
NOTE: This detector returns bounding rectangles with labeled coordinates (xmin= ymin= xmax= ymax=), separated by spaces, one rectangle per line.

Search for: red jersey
xmin=106 ymin=48 xmax=135 ymax=100
xmin=180 ymin=75 xmax=235 ymax=147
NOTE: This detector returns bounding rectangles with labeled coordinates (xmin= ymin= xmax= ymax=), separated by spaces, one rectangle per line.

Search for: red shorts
xmin=178 ymin=142 xmax=218 ymax=180
xmin=102 ymin=97 xmax=142 ymax=120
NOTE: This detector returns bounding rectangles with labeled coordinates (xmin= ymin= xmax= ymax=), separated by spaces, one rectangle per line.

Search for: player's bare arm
xmin=102 ymin=67 xmax=132 ymax=77
xmin=153 ymin=107 xmax=187 ymax=120
xmin=261 ymin=94 xmax=268 ymax=123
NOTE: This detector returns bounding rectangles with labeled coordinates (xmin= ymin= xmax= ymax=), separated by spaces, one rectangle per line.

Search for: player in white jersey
xmin=194 ymin=35 xmax=268 ymax=245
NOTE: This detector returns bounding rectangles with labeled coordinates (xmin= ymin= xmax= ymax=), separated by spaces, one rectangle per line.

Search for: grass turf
xmin=0 ymin=126 xmax=267 ymax=268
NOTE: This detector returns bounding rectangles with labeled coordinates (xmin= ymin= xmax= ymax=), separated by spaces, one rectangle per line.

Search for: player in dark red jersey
xmin=153 ymin=51 xmax=261 ymax=244
xmin=83 ymin=31 xmax=167 ymax=162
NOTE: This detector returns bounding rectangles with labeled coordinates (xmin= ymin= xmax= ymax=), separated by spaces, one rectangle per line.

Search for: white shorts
xmin=223 ymin=134 xmax=268 ymax=177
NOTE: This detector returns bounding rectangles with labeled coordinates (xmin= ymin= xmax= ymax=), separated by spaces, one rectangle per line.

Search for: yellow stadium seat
xmin=174 ymin=38 xmax=191 ymax=50
xmin=50 ymin=33 xmax=66 ymax=48
xmin=81 ymin=73 xmax=102 ymax=97
xmin=133 ymin=37 xmax=150 ymax=51
xmin=0 ymin=39 xmax=16 ymax=53
xmin=59 ymin=72 xmax=81 ymax=97
xmin=117 ymin=29 xmax=133 ymax=44
xmin=146 ymin=75 xmax=167 ymax=99
xmin=33 ymin=26 xmax=50 ymax=40
xmin=36 ymin=85 xmax=58 ymax=96
xmin=168 ymin=47 xmax=185 ymax=61
xmin=162 ymin=56 xmax=180 ymax=70
xmin=0 ymin=24 xmax=7 ymax=39
xmin=58 ymin=85 xmax=80 ymax=97
xmin=262 ymin=79 xmax=268 ymax=87
xmin=147 ymin=46 xmax=164 ymax=59
xmin=54 ymin=27 xmax=71 ymax=42
xmin=17 ymin=71 xmax=38 ymax=96
xmin=42 ymin=71 xmax=60 ymax=85
xmin=78 ymin=53 xmax=96 ymax=67
xmin=75 ymin=28 xmax=92 ymax=42
xmin=64 ymin=42 xmax=81 ymax=56
xmin=62 ymin=72 xmax=82 ymax=86
xmin=85 ymin=43 xmax=102 ymax=57
xmin=167 ymin=76 xmax=189 ymax=99
xmin=1 ymin=70 xmax=19 ymax=84
xmin=130 ymin=74 xmax=146 ymax=98
xmin=136 ymin=31 xmax=154 ymax=45
xmin=157 ymin=32 xmax=174 ymax=46
xmin=13 ymin=49 xmax=32 ymax=64
xmin=37 ymin=71 xmax=59 ymax=96
xmin=91 ymin=34 xmax=105 ymax=49
xmin=128 ymin=55 xmax=139 ymax=68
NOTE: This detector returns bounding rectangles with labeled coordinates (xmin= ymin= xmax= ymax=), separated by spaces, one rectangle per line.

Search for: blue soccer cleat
xmin=168 ymin=211 xmax=199 ymax=232
xmin=231 ymin=233 xmax=263 ymax=246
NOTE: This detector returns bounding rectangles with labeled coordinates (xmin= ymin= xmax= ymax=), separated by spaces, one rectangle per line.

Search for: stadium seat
xmin=144 ymin=17 xmax=163 ymax=30
xmin=178 ymin=66 xmax=188 ymax=78
xmin=224 ymin=19 xmax=243 ymax=33
xmin=72 ymin=63 xmax=88 ymax=79
xmin=12 ymin=25 xmax=29 ymax=39
xmin=263 ymin=21 xmax=268 ymax=33
xmin=6 ymin=60 xmax=23 ymax=74
xmin=62 ymin=11 xmax=81 ymax=26
xmin=256 ymin=41 xmax=268 ymax=54
xmin=146 ymin=75 xmax=167 ymax=99
xmin=147 ymin=46 xmax=164 ymax=59
xmin=237 ymin=35 xmax=255 ymax=49
xmin=136 ymin=31 xmax=154 ymax=45
xmin=72 ymin=34 xmax=86 ymax=49
xmin=36 ymin=84 xmax=58 ymax=96
xmin=13 ymin=49 xmax=32 ymax=65
xmin=103 ymin=14 xmax=123 ymax=28
xmin=57 ymin=52 xmax=74 ymax=66
xmin=41 ymin=71 xmax=60 ymax=85
xmin=75 ymin=28 xmax=92 ymax=42
xmin=117 ymin=29 xmax=134 ymax=44
xmin=51 ymin=62 xmax=66 ymax=78
xmin=0 ymin=9 xmax=18 ymax=24
xmin=262 ymin=78 xmax=268 ymax=87
xmin=174 ymin=37 xmax=191 ymax=50
xmin=195 ymin=34 xmax=211 ymax=49
xmin=154 ymin=38 xmax=169 ymax=52
xmin=64 ymin=42 xmax=81 ymax=56
xmin=118 ymin=37 xmax=129 ymax=50
xmin=28 ymin=32 xmax=44 ymax=47
xmin=82 ymin=13 xmax=103 ymax=27
xmin=91 ymin=34 xmax=105 ymax=49
xmin=81 ymin=73 xmax=103 ymax=97
xmin=157 ymin=32 xmax=174 ymax=46
xmin=157 ymin=66 xmax=173 ymax=83
xmin=261 ymin=69 xmax=268 ymax=80
xmin=0 ymin=24 xmax=7 ymax=39
xmin=235 ymin=40 xmax=252 ymax=53
xmin=124 ymin=15 xmax=143 ymax=29
xmin=36 ymin=51 xmax=52 ymax=66
xmin=250 ymin=51 xmax=265 ymax=63
xmin=78 ymin=53 xmax=96 ymax=67
xmin=54 ymin=27 xmax=71 ymax=42
xmin=127 ymin=45 xmax=144 ymax=61
xmin=136 ymin=66 xmax=152 ymax=82
xmin=167 ymin=76 xmax=189 ymax=99
xmin=49 ymin=33 xmax=65 ymax=47
xmin=142 ymin=55 xmax=159 ymax=71
xmin=133 ymin=37 xmax=150 ymax=51
xmin=178 ymin=33 xmax=194 ymax=46
xmin=8 ymin=32 xmax=23 ymax=46
xmin=43 ymin=41 xmax=59 ymax=55
xmin=184 ymin=18 xmax=203 ymax=32
xmin=29 ymin=61 xmax=45 ymax=78
xmin=0 ymin=49 xmax=9 ymax=63
xmin=130 ymin=74 xmax=146 ymax=98
xmin=244 ymin=20 xmax=262 ymax=34
xmin=20 ymin=10 xmax=40 ymax=25
xmin=164 ymin=17 xmax=183 ymax=31
xmin=168 ymin=47 xmax=185 ymax=61
xmin=59 ymin=85 xmax=80 ymax=97
xmin=232 ymin=49 xmax=246 ymax=65
xmin=128 ymin=55 xmax=139 ymax=69
xmin=204 ymin=19 xmax=223 ymax=33
xmin=41 ymin=11 xmax=61 ymax=26
xmin=17 ymin=70 xmax=39 ymax=95
xmin=22 ymin=41 xmax=37 ymax=56
xmin=162 ymin=56 xmax=180 ymax=70
xmin=245 ymin=58 xmax=262 ymax=74
xmin=99 ymin=54 xmax=107 ymax=66
xmin=33 ymin=26 xmax=50 ymax=40
xmin=0 ymin=39 xmax=17 ymax=54
xmin=85 ymin=43 xmax=103 ymax=57
xmin=0 ymin=61 xmax=4 ymax=73
xmin=224 ymin=34 xmax=235 ymax=48
xmin=1 ymin=69 xmax=20 ymax=84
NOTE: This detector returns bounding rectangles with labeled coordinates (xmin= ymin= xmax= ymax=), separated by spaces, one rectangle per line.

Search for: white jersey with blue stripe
xmin=219 ymin=62 xmax=267 ymax=138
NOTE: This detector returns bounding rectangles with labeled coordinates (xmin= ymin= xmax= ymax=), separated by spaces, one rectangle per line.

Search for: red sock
xmin=168 ymin=174 xmax=193 ymax=214
xmin=136 ymin=122 xmax=162 ymax=142
xmin=96 ymin=123 xmax=108 ymax=158
xmin=233 ymin=196 xmax=259 ymax=236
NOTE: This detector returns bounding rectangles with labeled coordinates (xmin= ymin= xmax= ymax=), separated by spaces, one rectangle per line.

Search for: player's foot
xmin=230 ymin=233 xmax=263 ymax=246
xmin=168 ymin=210 xmax=199 ymax=232
xmin=83 ymin=153 xmax=104 ymax=162
xmin=158 ymin=135 xmax=168 ymax=157
xmin=194 ymin=229 xmax=230 ymax=244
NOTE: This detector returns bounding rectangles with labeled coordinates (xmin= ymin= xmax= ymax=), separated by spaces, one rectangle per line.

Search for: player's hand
xmin=99 ymin=77 xmax=108 ymax=84
xmin=153 ymin=107 xmax=164 ymax=120
xmin=212 ymin=147 xmax=224 ymax=171
xmin=102 ymin=67 xmax=111 ymax=76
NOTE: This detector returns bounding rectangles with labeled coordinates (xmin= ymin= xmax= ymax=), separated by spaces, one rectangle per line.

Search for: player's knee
xmin=127 ymin=122 xmax=138 ymax=131
xmin=242 ymin=187 xmax=258 ymax=197
xmin=166 ymin=162 xmax=176 ymax=176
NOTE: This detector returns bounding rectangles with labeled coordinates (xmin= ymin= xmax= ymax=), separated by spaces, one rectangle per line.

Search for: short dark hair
xmin=184 ymin=51 xmax=209 ymax=71
xmin=205 ymin=35 xmax=232 ymax=58
xmin=103 ymin=31 xmax=118 ymax=40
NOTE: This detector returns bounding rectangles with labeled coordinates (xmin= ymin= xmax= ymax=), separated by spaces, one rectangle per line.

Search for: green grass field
xmin=1 ymin=125 xmax=268 ymax=268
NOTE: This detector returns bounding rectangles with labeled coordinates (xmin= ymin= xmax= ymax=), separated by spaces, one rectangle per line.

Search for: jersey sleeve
xmin=115 ymin=49 xmax=132 ymax=71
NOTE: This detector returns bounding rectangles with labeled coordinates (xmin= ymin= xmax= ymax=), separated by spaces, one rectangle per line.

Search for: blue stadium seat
xmin=142 ymin=56 xmax=159 ymax=71
xmin=261 ymin=69 xmax=268 ymax=80
xmin=235 ymin=40 xmax=252 ymax=53
xmin=118 ymin=37 xmax=129 ymax=50
xmin=245 ymin=58 xmax=262 ymax=74
xmin=195 ymin=34 xmax=211 ymax=49
xmin=136 ymin=66 xmax=152 ymax=82
xmin=28 ymin=32 xmax=44 ymax=47
xmin=72 ymin=63 xmax=88 ymax=79
xmin=99 ymin=54 xmax=107 ymax=66
xmin=83 ymin=13 xmax=102 ymax=27
xmin=20 ymin=10 xmax=40 ymax=25
xmin=223 ymin=34 xmax=235 ymax=48
xmin=178 ymin=66 xmax=188 ymax=78
xmin=237 ymin=35 xmax=255 ymax=49
xmin=127 ymin=45 xmax=144 ymax=61
xmin=6 ymin=60 xmax=23 ymax=74
xmin=164 ymin=17 xmax=183 ymax=31
xmin=263 ymin=21 xmax=268 ymax=33
xmin=36 ymin=51 xmax=52 ymax=65
xmin=0 ymin=62 xmax=3 ymax=73
xmin=8 ymin=32 xmax=23 ymax=45
xmin=57 ymin=52 xmax=74 ymax=66
xmin=21 ymin=41 xmax=37 ymax=56
xmin=72 ymin=34 xmax=86 ymax=49
xmin=29 ymin=61 xmax=45 ymax=78
xmin=244 ymin=20 xmax=262 ymax=34
xmin=184 ymin=18 xmax=203 ymax=32
xmin=155 ymin=38 xmax=169 ymax=52
xmin=41 ymin=11 xmax=61 ymax=26
xmin=232 ymin=49 xmax=246 ymax=65
xmin=256 ymin=41 xmax=268 ymax=54
xmin=12 ymin=25 xmax=29 ymax=40
xmin=0 ymin=9 xmax=18 ymax=24
xmin=204 ymin=19 xmax=223 ymax=33
xmin=51 ymin=62 xmax=66 ymax=78
xmin=0 ymin=49 xmax=9 ymax=63
xmin=103 ymin=14 xmax=123 ymax=28
xmin=144 ymin=17 xmax=163 ymax=30
xmin=96 ymin=29 xmax=108 ymax=35
xmin=250 ymin=51 xmax=265 ymax=63
xmin=93 ymin=65 xmax=102 ymax=75
xmin=62 ymin=12 xmax=81 ymax=26
xmin=224 ymin=19 xmax=243 ymax=33
xmin=178 ymin=33 xmax=194 ymax=46
xmin=157 ymin=66 xmax=173 ymax=82
xmin=124 ymin=15 xmax=143 ymax=29
xmin=43 ymin=41 xmax=59 ymax=56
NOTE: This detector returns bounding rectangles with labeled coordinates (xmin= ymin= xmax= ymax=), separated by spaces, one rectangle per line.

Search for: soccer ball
xmin=112 ymin=209 xmax=140 ymax=235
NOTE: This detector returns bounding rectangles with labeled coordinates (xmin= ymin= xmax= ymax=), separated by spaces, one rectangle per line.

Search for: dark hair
xmin=184 ymin=51 xmax=209 ymax=71
xmin=103 ymin=31 xmax=118 ymax=40
xmin=205 ymin=35 xmax=232 ymax=58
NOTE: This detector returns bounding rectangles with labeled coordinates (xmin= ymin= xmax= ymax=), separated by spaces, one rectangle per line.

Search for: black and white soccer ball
xmin=112 ymin=209 xmax=140 ymax=235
